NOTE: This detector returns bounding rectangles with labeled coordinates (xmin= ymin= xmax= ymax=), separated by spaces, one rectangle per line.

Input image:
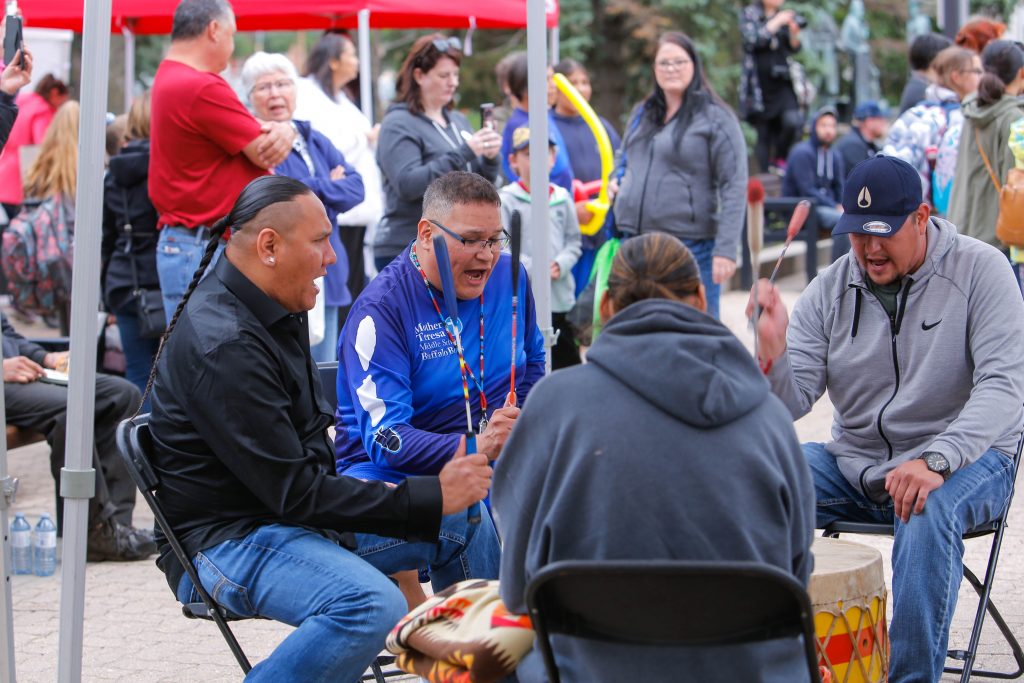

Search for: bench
xmin=738 ymin=173 xmax=828 ymax=288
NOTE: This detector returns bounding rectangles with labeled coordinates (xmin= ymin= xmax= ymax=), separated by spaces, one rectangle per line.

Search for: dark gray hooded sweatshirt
xmin=494 ymin=299 xmax=815 ymax=682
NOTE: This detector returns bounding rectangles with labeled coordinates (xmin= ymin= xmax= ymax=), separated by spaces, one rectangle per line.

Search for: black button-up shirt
xmin=150 ymin=256 xmax=442 ymax=592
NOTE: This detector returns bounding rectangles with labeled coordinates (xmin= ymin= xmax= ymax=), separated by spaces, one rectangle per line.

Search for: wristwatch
xmin=922 ymin=452 xmax=951 ymax=481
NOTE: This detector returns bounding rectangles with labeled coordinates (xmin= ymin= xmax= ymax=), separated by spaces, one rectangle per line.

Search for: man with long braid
xmin=148 ymin=176 xmax=496 ymax=682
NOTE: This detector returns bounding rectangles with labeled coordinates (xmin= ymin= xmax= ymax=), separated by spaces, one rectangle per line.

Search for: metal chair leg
xmin=944 ymin=563 xmax=1024 ymax=681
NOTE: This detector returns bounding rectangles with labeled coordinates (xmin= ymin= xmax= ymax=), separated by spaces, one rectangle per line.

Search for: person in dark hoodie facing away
xmin=782 ymin=105 xmax=847 ymax=259
xmin=101 ymin=91 xmax=161 ymax=409
xmin=494 ymin=232 xmax=815 ymax=683
xmin=374 ymin=34 xmax=501 ymax=272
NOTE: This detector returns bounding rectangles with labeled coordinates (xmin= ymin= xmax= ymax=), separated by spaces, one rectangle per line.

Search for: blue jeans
xmin=803 ymin=443 xmax=1015 ymax=683
xmin=113 ymin=303 xmax=159 ymax=413
xmin=683 ymin=238 xmax=719 ymax=320
xmin=176 ymin=524 xmax=407 ymax=683
xmin=310 ymin=305 xmax=339 ymax=363
xmin=354 ymin=504 xmax=501 ymax=592
xmin=816 ymin=206 xmax=850 ymax=262
xmin=156 ymin=226 xmax=224 ymax=321
xmin=175 ymin=508 xmax=500 ymax=681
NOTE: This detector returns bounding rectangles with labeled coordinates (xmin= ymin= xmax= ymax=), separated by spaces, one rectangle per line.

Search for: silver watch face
xmin=925 ymin=453 xmax=949 ymax=473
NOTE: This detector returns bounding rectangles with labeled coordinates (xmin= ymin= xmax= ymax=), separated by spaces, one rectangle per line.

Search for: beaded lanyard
xmin=410 ymin=245 xmax=489 ymax=432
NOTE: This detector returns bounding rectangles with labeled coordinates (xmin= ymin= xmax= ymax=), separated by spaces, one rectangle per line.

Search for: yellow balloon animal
xmin=552 ymin=72 xmax=613 ymax=236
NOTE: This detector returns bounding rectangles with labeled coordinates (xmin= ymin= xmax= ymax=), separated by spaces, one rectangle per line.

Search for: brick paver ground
xmin=4 ymin=280 xmax=1022 ymax=681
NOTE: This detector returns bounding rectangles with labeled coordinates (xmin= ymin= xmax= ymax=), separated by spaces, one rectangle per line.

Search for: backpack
xmin=2 ymin=195 xmax=74 ymax=314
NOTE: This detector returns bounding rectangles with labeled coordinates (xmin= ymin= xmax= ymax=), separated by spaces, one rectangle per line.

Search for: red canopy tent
xmin=17 ymin=0 xmax=558 ymax=33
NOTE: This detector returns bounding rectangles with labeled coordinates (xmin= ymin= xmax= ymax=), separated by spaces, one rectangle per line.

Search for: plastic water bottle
xmin=9 ymin=513 xmax=32 ymax=575
xmin=33 ymin=513 xmax=57 ymax=577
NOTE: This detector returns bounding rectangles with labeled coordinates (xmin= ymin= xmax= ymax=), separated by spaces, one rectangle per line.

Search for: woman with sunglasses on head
xmin=373 ymin=34 xmax=502 ymax=273
xmin=612 ymin=31 xmax=748 ymax=321
xmin=493 ymin=232 xmax=814 ymax=682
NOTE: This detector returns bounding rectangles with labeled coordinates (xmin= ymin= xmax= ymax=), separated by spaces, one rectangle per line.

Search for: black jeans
xmin=5 ymin=373 xmax=141 ymax=531
xmin=753 ymin=107 xmax=803 ymax=172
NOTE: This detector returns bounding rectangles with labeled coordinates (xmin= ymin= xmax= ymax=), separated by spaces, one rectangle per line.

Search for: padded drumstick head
xmin=509 ymin=210 xmax=522 ymax=291
xmin=432 ymin=231 xmax=461 ymax=328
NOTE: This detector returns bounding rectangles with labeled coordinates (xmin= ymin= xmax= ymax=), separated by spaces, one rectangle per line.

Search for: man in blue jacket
xmin=782 ymin=105 xmax=848 ymax=259
xmin=335 ymin=171 xmax=546 ymax=586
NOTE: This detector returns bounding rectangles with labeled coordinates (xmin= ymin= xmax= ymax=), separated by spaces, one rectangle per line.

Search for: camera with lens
xmin=793 ymin=14 xmax=808 ymax=29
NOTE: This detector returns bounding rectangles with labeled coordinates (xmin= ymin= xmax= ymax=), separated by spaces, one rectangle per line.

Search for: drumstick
xmin=432 ymin=231 xmax=482 ymax=525
xmin=767 ymin=200 xmax=812 ymax=285
xmin=747 ymin=180 xmax=765 ymax=361
xmin=507 ymin=210 xmax=522 ymax=407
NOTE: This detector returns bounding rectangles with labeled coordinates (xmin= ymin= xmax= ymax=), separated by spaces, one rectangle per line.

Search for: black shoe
xmin=87 ymin=520 xmax=158 ymax=562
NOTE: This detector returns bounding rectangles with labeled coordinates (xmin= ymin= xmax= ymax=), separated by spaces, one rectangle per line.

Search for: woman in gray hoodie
xmin=373 ymin=34 xmax=502 ymax=271
xmin=613 ymin=31 xmax=748 ymax=320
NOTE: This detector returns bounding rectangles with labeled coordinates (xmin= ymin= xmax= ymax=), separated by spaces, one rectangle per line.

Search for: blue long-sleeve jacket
xmin=334 ymin=246 xmax=546 ymax=483
xmin=276 ymin=119 xmax=364 ymax=307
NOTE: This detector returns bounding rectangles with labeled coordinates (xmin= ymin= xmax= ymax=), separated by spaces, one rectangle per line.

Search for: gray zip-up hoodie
xmin=374 ymin=102 xmax=500 ymax=259
xmin=769 ymin=217 xmax=1024 ymax=502
xmin=613 ymin=100 xmax=748 ymax=262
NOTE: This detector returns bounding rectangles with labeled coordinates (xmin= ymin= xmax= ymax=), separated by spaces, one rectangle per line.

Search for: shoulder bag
xmin=975 ymin=127 xmax=1024 ymax=248
xmin=120 ymin=188 xmax=167 ymax=339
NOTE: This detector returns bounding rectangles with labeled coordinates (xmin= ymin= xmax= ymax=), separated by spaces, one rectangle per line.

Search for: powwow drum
xmin=809 ymin=537 xmax=889 ymax=683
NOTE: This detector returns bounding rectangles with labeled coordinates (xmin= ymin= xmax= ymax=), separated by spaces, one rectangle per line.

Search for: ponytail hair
xmin=606 ymin=233 xmax=703 ymax=313
xmin=137 ymin=175 xmax=314 ymax=414
xmin=977 ymin=39 xmax=1024 ymax=106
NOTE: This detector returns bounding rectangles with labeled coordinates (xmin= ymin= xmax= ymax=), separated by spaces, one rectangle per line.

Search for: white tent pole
xmin=357 ymin=9 xmax=373 ymax=122
xmin=123 ymin=23 xmax=135 ymax=113
xmin=58 ymin=0 xmax=113 ymax=678
xmin=527 ymin=0 xmax=552 ymax=373
xmin=549 ymin=26 xmax=559 ymax=65
xmin=0 ymin=387 xmax=15 ymax=683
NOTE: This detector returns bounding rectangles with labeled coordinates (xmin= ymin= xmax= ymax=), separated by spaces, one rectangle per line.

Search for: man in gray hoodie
xmin=752 ymin=155 xmax=1024 ymax=683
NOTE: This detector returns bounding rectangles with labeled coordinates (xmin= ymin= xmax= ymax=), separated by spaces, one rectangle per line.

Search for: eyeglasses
xmin=432 ymin=36 xmax=462 ymax=54
xmin=428 ymin=219 xmax=510 ymax=253
xmin=655 ymin=58 xmax=692 ymax=71
xmin=250 ymin=79 xmax=295 ymax=95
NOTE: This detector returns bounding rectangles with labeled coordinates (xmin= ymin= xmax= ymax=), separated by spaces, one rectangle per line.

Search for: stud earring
xmin=267 ymin=257 xmax=276 ymax=265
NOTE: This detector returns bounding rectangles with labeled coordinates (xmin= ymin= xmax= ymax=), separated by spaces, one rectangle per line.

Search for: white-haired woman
xmin=293 ymin=32 xmax=382 ymax=315
xmin=241 ymin=51 xmax=365 ymax=362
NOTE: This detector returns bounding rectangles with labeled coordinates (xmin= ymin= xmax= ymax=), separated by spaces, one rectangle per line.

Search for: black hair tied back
xmin=977 ymin=39 xmax=1024 ymax=106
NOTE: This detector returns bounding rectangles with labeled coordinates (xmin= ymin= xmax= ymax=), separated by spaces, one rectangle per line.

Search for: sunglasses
xmin=431 ymin=36 xmax=462 ymax=54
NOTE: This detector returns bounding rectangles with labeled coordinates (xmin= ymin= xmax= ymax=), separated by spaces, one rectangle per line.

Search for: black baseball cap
xmin=833 ymin=156 xmax=924 ymax=237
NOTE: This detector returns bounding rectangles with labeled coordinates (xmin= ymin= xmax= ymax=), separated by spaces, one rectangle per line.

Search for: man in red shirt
xmin=150 ymin=0 xmax=295 ymax=320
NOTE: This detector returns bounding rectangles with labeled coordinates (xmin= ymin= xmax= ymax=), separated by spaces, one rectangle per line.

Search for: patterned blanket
xmin=386 ymin=579 xmax=535 ymax=683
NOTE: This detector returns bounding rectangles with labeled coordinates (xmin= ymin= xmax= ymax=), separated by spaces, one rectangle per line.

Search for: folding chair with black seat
xmin=525 ymin=560 xmax=821 ymax=683
xmin=115 ymin=413 xmax=398 ymax=682
xmin=822 ymin=437 xmax=1024 ymax=682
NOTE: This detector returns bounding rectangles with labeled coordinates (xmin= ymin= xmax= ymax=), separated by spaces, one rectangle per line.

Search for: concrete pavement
xmin=4 ymin=278 xmax=1023 ymax=681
